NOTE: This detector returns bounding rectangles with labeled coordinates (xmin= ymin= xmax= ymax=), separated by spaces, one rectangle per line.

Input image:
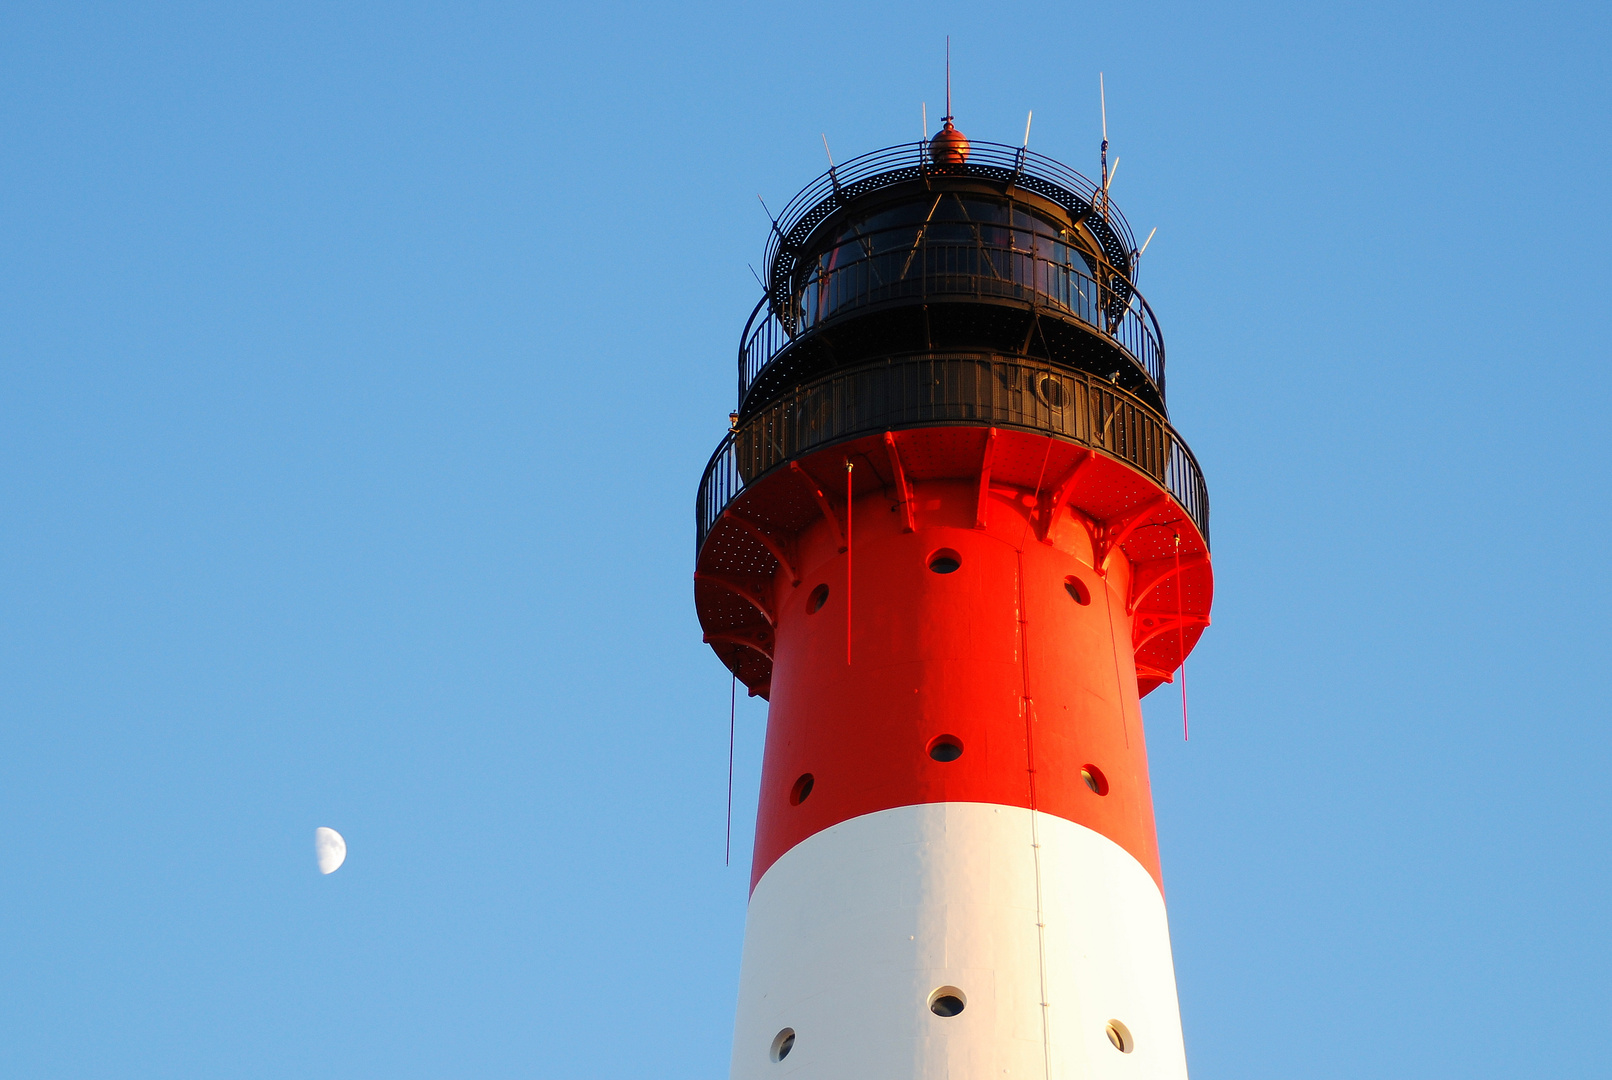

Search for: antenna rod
xmin=758 ymin=194 xmax=787 ymax=244
xmin=1099 ymin=73 xmax=1110 ymax=218
xmin=1101 ymin=72 xmax=1108 ymax=142
xmin=1023 ymin=109 xmax=1033 ymax=148
xmin=822 ymin=133 xmax=835 ymax=169
xmin=922 ymin=102 xmax=927 ymax=138
xmin=945 ymin=36 xmax=952 ymax=120
xmin=1104 ymin=157 xmax=1120 ymax=193
xmin=1138 ymin=227 xmax=1157 ymax=257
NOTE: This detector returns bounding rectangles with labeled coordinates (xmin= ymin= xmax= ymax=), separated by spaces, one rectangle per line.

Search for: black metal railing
xmin=738 ymin=243 xmax=1165 ymax=405
xmin=698 ymin=354 xmax=1208 ymax=553
xmin=763 ymin=140 xmax=1138 ymax=304
xmin=1166 ymin=436 xmax=1209 ymax=539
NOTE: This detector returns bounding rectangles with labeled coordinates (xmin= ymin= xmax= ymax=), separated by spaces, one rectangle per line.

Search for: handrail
xmin=698 ymin=355 xmax=1208 ymax=554
xmin=738 ymin=245 xmax=1166 ymax=407
xmin=735 ymin=295 xmax=772 ymax=405
xmin=763 ymin=141 xmax=1138 ymax=299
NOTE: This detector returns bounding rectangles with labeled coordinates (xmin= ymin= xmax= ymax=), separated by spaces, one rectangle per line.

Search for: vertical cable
xmin=1175 ymin=533 xmax=1188 ymax=741
xmin=1016 ymin=437 xmax=1055 ymax=1080
xmin=1099 ymin=551 xmax=1131 ymax=750
xmin=1019 ymin=548 xmax=1053 ymax=1080
xmin=845 ymin=459 xmax=854 ymax=665
xmin=726 ymin=674 xmax=736 ymax=865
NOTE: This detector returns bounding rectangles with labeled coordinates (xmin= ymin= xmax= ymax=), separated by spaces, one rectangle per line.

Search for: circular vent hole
xmin=1064 ymin=575 xmax=1091 ymax=605
xmin=1105 ymin=1019 xmax=1134 ymax=1053
xmin=807 ymin=583 xmax=829 ymax=614
xmin=1081 ymin=764 xmax=1109 ymax=796
xmin=929 ymin=987 xmax=967 ymax=1017
xmin=790 ymin=773 xmax=815 ymax=805
xmin=770 ymin=1028 xmax=795 ymax=1062
xmin=928 ymin=549 xmax=961 ymax=574
xmin=928 ymin=736 xmax=964 ymax=762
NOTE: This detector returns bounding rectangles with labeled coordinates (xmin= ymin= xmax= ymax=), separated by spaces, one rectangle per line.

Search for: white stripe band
xmin=730 ymin=802 xmax=1189 ymax=1078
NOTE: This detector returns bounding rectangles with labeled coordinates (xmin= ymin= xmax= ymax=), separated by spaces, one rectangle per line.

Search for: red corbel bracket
xmin=1094 ymin=492 xmax=1169 ymax=573
xmin=790 ymin=461 xmax=847 ymax=552
xmin=694 ymin=572 xmax=776 ymax=627
xmin=1132 ymin=612 xmax=1210 ymax=652
xmin=883 ymin=431 xmax=916 ymax=533
xmin=1127 ymin=552 xmax=1210 ymax=615
xmin=975 ymin=427 xmax=997 ymax=529
xmin=1134 ymin=662 xmax=1175 ymax=684
xmin=721 ymin=511 xmax=800 ymax=586
xmin=702 ymin=629 xmax=775 ymax=661
xmin=1036 ymin=448 xmax=1097 ymax=543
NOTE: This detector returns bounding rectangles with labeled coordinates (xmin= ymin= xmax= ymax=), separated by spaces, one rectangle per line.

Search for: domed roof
xmin=928 ymin=119 xmax=970 ymax=166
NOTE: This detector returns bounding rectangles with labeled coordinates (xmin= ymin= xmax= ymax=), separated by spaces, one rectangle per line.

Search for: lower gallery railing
xmin=697 ymin=354 xmax=1209 ymax=551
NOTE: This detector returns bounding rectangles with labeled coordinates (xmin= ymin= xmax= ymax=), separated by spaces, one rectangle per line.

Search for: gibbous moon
xmin=315 ymin=827 xmax=347 ymax=875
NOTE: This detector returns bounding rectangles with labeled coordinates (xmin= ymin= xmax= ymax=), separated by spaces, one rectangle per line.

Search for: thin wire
xmin=1175 ymin=533 xmax=1189 ymax=741
xmin=1099 ymin=560 xmax=1131 ymax=750
xmin=1087 ymin=437 xmax=1130 ymax=751
xmin=1180 ymin=654 xmax=1190 ymax=741
xmin=1020 ymin=555 xmax=1053 ymax=1080
xmin=845 ymin=460 xmax=854 ymax=665
xmin=726 ymin=674 xmax=736 ymax=865
xmin=1014 ymin=436 xmax=1056 ymax=1080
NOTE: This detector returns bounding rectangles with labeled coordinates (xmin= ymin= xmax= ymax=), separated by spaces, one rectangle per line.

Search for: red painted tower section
xmin=696 ymin=127 xmax=1212 ymax=1078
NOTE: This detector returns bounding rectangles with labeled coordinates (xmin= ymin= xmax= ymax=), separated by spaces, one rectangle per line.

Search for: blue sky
xmin=1 ymin=2 xmax=1607 ymax=1077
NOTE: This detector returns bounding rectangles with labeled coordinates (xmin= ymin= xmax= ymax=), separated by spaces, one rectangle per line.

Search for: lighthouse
xmin=694 ymin=116 xmax=1212 ymax=1079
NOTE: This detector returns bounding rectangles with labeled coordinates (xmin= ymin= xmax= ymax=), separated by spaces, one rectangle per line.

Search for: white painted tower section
xmin=729 ymin=803 xmax=1188 ymax=1079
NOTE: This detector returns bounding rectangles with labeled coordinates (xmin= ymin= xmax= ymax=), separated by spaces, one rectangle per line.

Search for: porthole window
xmin=1064 ymin=575 xmax=1091 ymax=605
xmin=928 ymin=987 xmax=967 ymax=1017
xmin=1105 ymin=1019 xmax=1134 ymax=1053
xmin=1036 ymin=375 xmax=1065 ymax=408
xmin=1081 ymin=764 xmax=1109 ymax=796
xmin=770 ymin=1027 xmax=796 ymax=1062
xmin=790 ymin=773 xmax=815 ymax=805
xmin=928 ymin=548 xmax=962 ymax=574
xmin=928 ymin=735 xmax=964 ymax=762
xmin=807 ymin=583 xmax=830 ymax=614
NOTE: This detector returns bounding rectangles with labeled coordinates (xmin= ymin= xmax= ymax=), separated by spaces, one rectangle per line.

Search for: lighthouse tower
xmin=694 ymin=118 xmax=1212 ymax=1079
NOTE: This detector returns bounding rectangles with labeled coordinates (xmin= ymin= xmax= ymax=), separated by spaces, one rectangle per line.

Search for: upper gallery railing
xmin=762 ymin=140 xmax=1138 ymax=301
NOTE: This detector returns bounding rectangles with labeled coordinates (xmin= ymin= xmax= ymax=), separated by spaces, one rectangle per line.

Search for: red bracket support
xmin=1127 ymin=552 xmax=1210 ymax=615
xmin=883 ymin=431 xmax=916 ymax=533
xmin=702 ymin=629 xmax=775 ymax=661
xmin=790 ymin=461 xmax=847 ymax=552
xmin=721 ymin=511 xmax=801 ymax=586
xmin=975 ymin=427 xmax=997 ymax=529
xmin=1093 ymin=492 xmax=1169 ymax=573
xmin=1132 ymin=612 xmax=1210 ymax=652
xmin=1036 ymin=448 xmax=1096 ymax=543
xmin=694 ymin=571 xmax=777 ymax=627
xmin=1134 ymin=662 xmax=1176 ymax=684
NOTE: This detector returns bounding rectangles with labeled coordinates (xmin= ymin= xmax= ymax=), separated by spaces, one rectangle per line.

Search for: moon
xmin=315 ymin=827 xmax=347 ymax=875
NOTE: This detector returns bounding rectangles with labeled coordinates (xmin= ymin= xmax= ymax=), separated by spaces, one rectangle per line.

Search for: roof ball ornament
xmin=929 ymin=118 xmax=970 ymax=166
